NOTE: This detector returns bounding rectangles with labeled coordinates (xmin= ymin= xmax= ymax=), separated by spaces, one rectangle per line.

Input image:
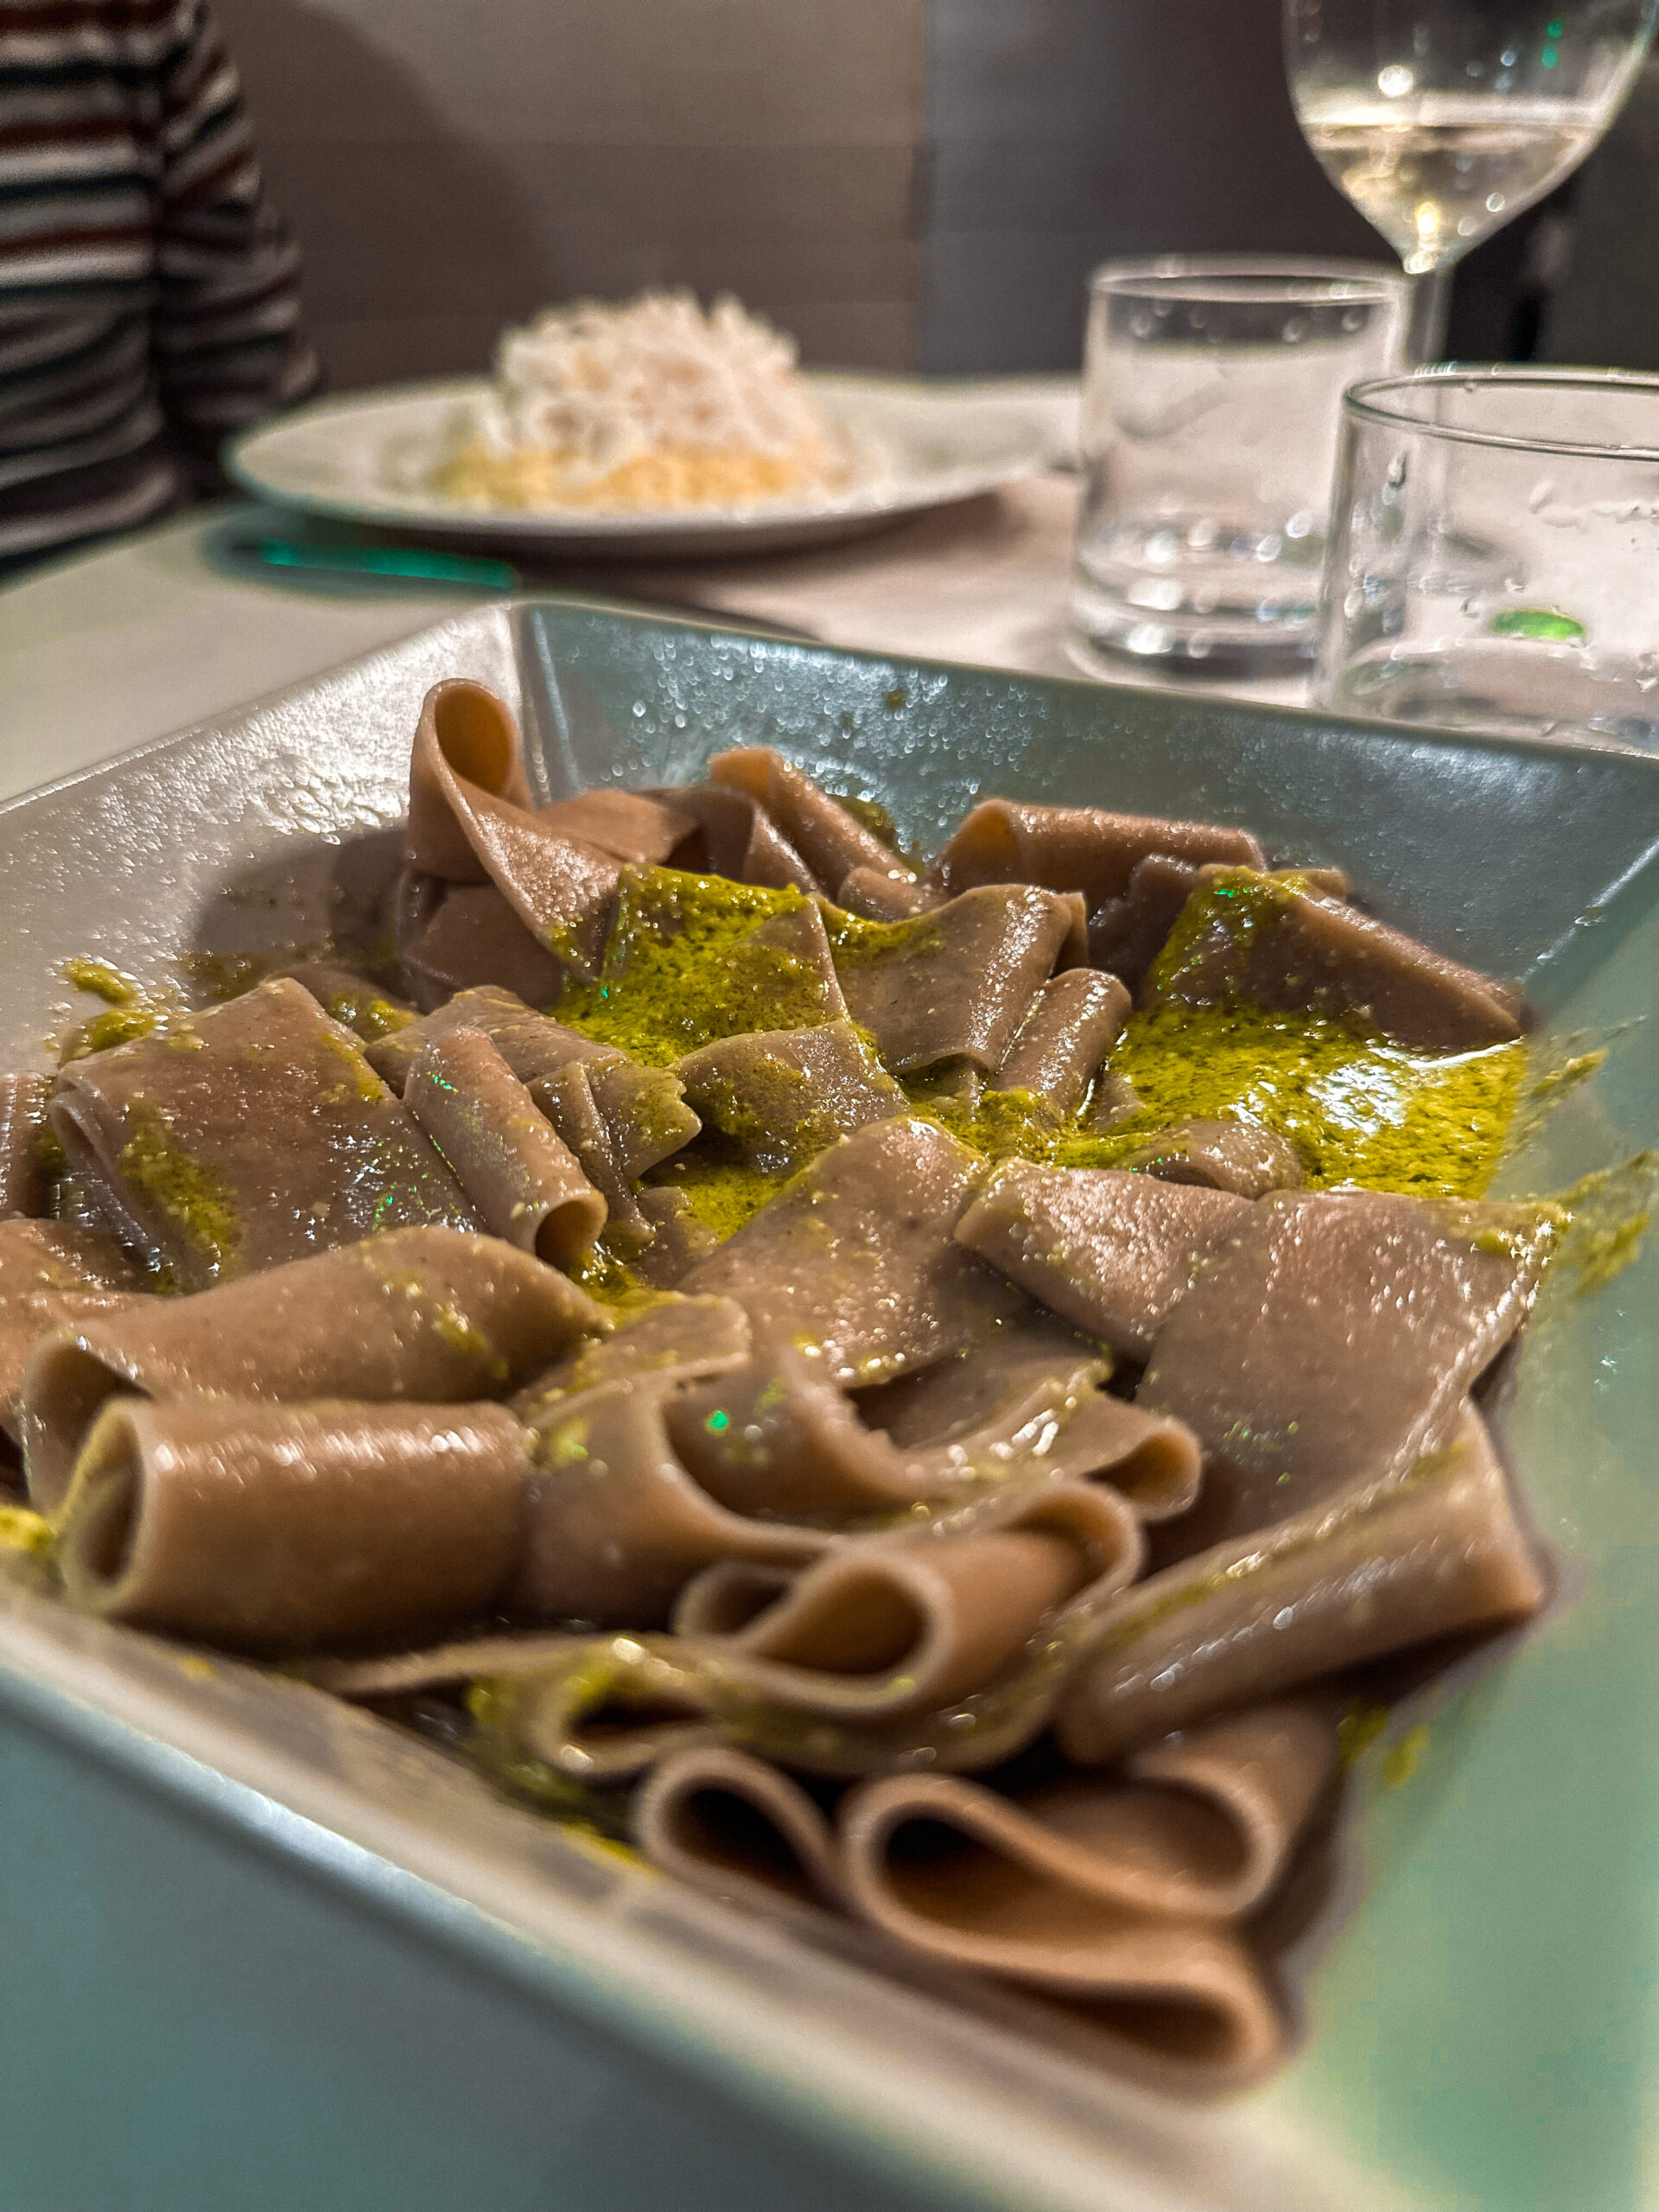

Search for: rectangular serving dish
xmin=2 ymin=601 xmax=1656 ymax=2212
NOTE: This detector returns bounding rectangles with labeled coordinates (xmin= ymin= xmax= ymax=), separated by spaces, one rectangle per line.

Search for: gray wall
xmin=920 ymin=0 xmax=1386 ymax=374
xmin=217 ymin=0 xmax=1659 ymax=391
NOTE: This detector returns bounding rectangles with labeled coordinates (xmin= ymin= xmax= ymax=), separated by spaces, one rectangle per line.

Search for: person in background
xmin=0 ymin=0 xmax=317 ymax=568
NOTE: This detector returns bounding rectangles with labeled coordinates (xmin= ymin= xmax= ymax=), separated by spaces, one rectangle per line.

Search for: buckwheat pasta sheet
xmin=5 ymin=667 xmax=1607 ymax=2096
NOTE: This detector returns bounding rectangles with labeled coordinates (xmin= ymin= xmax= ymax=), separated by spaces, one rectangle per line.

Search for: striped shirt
xmin=0 ymin=0 xmax=317 ymax=560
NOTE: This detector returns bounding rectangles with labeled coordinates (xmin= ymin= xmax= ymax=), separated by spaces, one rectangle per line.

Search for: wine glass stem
xmin=1407 ymin=269 xmax=1454 ymax=365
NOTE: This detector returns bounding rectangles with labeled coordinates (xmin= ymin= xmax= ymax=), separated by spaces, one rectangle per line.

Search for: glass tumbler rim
xmin=1087 ymin=253 xmax=1408 ymax=305
xmin=1343 ymin=365 xmax=1659 ymax=462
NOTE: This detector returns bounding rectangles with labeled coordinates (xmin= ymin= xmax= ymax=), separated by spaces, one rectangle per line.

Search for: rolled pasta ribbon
xmin=508 ymin=1375 xmax=835 ymax=1626
xmin=645 ymin=780 xmax=817 ymax=893
xmin=474 ymin=1633 xmax=726 ymax=1783
xmin=683 ymin=1116 xmax=1026 ymax=1386
xmin=0 ymin=1220 xmax=148 ymax=1446
xmin=465 ymin=1611 xmax=1048 ymax=1786
xmin=407 ymin=680 xmax=622 ymax=977
xmin=955 ymin=1162 xmax=1250 ymax=1363
xmin=399 ymin=882 xmax=566 ymax=1009
xmin=669 ymin=1325 xmax=1198 ymax=1523
xmin=840 ymin=1698 xmax=1335 ymax=1929
xmin=0 ymin=1074 xmax=51 ymax=1219
xmin=407 ymin=677 xmax=535 ymax=880
xmin=1147 ymin=866 xmax=1525 ymax=1050
xmin=512 ymin=1292 xmax=751 ymax=1422
xmin=368 ymin=986 xmax=700 ymax=1179
xmin=635 ymin=1746 xmax=846 ymax=1915
xmin=1055 ymin=1405 xmax=1543 ymax=1764
xmin=931 ymin=799 xmax=1265 ymax=911
xmin=47 ymin=976 xmax=477 ymax=1290
xmin=474 ymin=1484 xmax=1138 ymax=1786
xmin=708 ymin=746 xmax=915 ymax=899
xmin=1139 ymin=1186 xmax=1556 ymax=1548
xmin=403 ymin=1027 xmax=606 ymax=1268
xmin=22 ymin=1224 xmax=606 ymax=1510
xmin=993 ymin=970 xmax=1129 ymax=1113
xmin=676 ymin=1019 xmax=906 ymax=1175
xmin=533 ymin=789 xmax=695 ymax=867
xmin=836 ymin=1777 xmax=1286 ymax=2091
xmin=1119 ymin=1116 xmax=1305 ymax=1198
xmin=823 ymin=887 xmax=1075 ymax=1076
xmin=835 ymin=867 xmax=940 ymax=921
xmin=671 ymin=1481 xmax=1141 ymax=1721
xmin=54 ymin=1397 xmax=530 ymax=1652
xmin=527 ymin=1060 xmax=652 ymax=1254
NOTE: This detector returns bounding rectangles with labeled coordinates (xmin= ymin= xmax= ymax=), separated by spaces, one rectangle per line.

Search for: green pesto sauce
xmin=316 ymin=1024 xmax=390 ymax=1104
xmin=904 ymin=1083 xmax=1060 ymax=1160
xmin=565 ymin=1244 xmax=661 ymax=1313
xmin=117 ymin=1097 xmax=243 ymax=1276
xmin=558 ymin=868 xmax=826 ymax=1065
xmin=59 ymin=957 xmax=171 ymax=1063
xmin=179 ymin=950 xmax=281 ymax=1002
xmin=62 ymin=956 xmax=141 ymax=1005
xmin=0 ymin=1504 xmax=54 ymax=1559
xmin=466 ymin=1681 xmax=638 ymax=1843
xmin=1060 ymin=1005 xmax=1524 ymax=1199
xmin=891 ymin=1004 xmax=1523 ymax=1201
xmin=1143 ymin=868 xmax=1316 ymax=1001
xmin=1549 ymin=1151 xmax=1657 ymax=1296
xmin=817 ymin=902 xmax=947 ymax=969
xmin=1504 ymin=1029 xmax=1619 ymax=1159
xmin=695 ymin=1061 xmax=812 ymax=1155
xmin=429 ymin=1300 xmax=509 ymax=1382
xmin=648 ymin=1154 xmax=785 ymax=1242
xmin=322 ymin=988 xmax=412 ymax=1044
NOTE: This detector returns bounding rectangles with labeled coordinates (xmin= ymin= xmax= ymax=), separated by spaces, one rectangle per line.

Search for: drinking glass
xmin=1315 ymin=365 xmax=1659 ymax=745
xmin=1285 ymin=0 xmax=1658 ymax=359
xmin=1070 ymin=257 xmax=1408 ymax=675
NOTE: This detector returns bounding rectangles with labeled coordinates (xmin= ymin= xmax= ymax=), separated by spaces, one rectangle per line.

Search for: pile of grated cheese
xmin=431 ymin=290 xmax=845 ymax=513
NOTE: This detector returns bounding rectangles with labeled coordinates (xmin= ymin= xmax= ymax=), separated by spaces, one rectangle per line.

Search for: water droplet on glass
xmin=1377 ymin=63 xmax=1414 ymax=95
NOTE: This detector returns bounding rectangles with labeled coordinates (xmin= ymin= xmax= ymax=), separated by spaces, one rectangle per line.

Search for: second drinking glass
xmin=1071 ymin=256 xmax=1408 ymax=677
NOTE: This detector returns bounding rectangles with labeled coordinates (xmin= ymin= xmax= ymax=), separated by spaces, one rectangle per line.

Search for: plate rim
xmin=223 ymin=372 xmax=1057 ymax=543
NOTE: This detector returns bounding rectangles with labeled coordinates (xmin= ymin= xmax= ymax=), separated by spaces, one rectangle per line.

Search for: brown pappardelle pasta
xmin=2 ymin=676 xmax=1578 ymax=2094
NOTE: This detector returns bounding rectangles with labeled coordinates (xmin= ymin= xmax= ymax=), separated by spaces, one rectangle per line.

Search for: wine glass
xmin=1285 ymin=0 xmax=1658 ymax=359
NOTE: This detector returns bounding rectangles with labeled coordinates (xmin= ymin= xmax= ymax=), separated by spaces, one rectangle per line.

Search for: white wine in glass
xmin=1286 ymin=0 xmax=1657 ymax=353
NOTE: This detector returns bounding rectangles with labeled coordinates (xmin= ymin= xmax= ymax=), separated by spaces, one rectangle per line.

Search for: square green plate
xmin=1 ymin=601 xmax=1655 ymax=2212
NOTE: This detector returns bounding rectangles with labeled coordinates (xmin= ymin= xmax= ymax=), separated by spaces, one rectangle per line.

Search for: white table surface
xmin=0 ymin=473 xmax=1307 ymax=810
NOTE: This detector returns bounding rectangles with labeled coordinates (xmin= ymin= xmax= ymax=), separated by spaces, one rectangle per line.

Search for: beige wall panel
xmin=217 ymin=0 xmax=925 ymax=385
xmin=312 ymin=302 xmax=916 ymax=389
xmin=263 ymin=143 xmax=914 ymax=315
xmin=221 ymin=0 xmax=924 ymax=150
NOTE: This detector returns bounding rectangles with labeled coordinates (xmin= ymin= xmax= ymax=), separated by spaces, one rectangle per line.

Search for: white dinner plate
xmin=225 ymin=374 xmax=1059 ymax=562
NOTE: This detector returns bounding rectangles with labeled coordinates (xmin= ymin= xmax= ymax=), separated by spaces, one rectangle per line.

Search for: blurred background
xmin=213 ymin=0 xmax=1659 ymax=390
